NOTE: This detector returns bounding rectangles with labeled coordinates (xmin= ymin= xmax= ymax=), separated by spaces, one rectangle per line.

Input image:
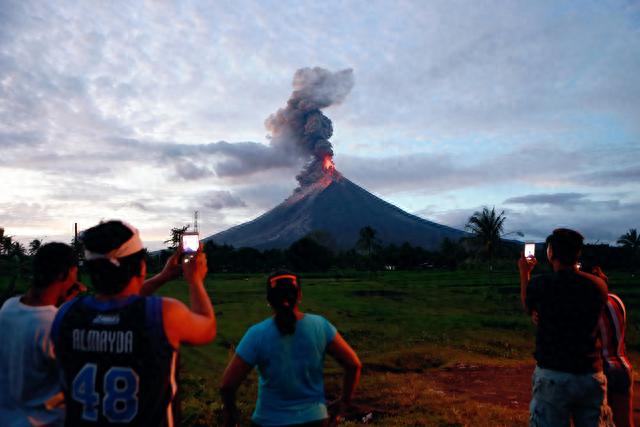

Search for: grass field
xmin=151 ymin=269 xmax=640 ymax=426
xmin=3 ymin=268 xmax=639 ymax=426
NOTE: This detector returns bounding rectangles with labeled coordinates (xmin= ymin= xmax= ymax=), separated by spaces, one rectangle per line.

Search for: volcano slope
xmin=207 ymin=176 xmax=466 ymax=250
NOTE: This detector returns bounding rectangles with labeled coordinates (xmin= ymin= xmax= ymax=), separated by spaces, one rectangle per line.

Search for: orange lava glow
xmin=323 ymin=155 xmax=335 ymax=173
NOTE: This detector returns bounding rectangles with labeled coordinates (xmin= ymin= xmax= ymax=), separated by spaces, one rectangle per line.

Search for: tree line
xmin=1 ymin=209 xmax=638 ymax=275
xmin=148 ymin=209 xmax=639 ymax=273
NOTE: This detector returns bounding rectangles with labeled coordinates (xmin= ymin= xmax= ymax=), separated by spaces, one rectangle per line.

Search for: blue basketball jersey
xmin=52 ymin=295 xmax=179 ymax=426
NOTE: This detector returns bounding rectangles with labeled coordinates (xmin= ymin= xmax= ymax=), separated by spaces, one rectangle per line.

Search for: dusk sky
xmin=1 ymin=0 xmax=639 ymax=250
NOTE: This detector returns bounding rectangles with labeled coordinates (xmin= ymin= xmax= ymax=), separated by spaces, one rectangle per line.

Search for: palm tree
xmin=9 ymin=242 xmax=26 ymax=258
xmin=356 ymin=226 xmax=378 ymax=257
xmin=28 ymin=239 xmax=42 ymax=256
xmin=618 ymin=229 xmax=639 ymax=270
xmin=617 ymin=229 xmax=639 ymax=253
xmin=164 ymin=225 xmax=190 ymax=250
xmin=0 ymin=235 xmax=13 ymax=256
xmin=465 ymin=206 xmax=506 ymax=262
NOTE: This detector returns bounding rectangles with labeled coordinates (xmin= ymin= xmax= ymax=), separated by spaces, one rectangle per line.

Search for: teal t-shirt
xmin=236 ymin=314 xmax=338 ymax=426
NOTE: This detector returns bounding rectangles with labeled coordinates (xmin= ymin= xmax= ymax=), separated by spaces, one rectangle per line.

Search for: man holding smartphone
xmin=519 ymin=228 xmax=613 ymax=427
xmin=52 ymin=220 xmax=215 ymax=426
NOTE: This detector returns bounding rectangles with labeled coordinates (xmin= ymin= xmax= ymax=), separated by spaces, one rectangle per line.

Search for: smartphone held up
xmin=524 ymin=242 xmax=536 ymax=260
xmin=181 ymin=232 xmax=200 ymax=261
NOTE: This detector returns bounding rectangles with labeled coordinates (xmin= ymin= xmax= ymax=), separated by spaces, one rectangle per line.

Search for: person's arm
xmin=220 ymin=355 xmax=253 ymax=427
xmin=162 ymin=247 xmax=216 ymax=347
xmin=140 ymin=251 xmax=182 ymax=296
xmin=326 ymin=332 xmax=362 ymax=423
xmin=518 ymin=252 xmax=536 ymax=313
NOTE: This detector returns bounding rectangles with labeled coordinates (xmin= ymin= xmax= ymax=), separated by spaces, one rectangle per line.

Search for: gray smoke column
xmin=265 ymin=67 xmax=354 ymax=188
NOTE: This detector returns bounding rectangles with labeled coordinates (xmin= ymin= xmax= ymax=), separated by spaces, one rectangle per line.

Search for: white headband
xmin=84 ymin=222 xmax=144 ymax=267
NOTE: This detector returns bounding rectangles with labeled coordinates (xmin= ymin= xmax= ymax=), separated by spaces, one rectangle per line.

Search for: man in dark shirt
xmin=519 ymin=228 xmax=613 ymax=427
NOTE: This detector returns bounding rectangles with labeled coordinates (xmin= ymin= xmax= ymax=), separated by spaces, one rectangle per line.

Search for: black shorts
xmin=605 ymin=366 xmax=633 ymax=394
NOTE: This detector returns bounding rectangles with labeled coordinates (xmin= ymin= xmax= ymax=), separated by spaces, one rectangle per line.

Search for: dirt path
xmin=430 ymin=363 xmax=640 ymax=424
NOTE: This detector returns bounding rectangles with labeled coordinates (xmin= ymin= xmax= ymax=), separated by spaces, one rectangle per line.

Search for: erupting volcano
xmin=205 ymin=68 xmax=466 ymax=250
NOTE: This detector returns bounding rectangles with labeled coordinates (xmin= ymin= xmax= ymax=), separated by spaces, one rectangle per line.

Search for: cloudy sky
xmin=1 ymin=0 xmax=639 ymax=250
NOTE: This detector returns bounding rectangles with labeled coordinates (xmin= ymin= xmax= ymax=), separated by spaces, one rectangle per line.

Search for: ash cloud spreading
xmin=265 ymin=67 xmax=354 ymax=187
xmin=121 ymin=68 xmax=355 ymax=184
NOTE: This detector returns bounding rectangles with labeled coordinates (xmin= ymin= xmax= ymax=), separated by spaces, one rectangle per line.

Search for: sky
xmin=1 ymin=0 xmax=639 ymax=250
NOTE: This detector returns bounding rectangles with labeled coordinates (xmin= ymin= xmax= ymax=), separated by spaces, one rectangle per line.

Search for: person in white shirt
xmin=0 ymin=242 xmax=180 ymax=426
xmin=0 ymin=243 xmax=81 ymax=426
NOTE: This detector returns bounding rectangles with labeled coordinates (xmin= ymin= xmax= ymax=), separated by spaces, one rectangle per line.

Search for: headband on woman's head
xmin=83 ymin=222 xmax=144 ymax=267
xmin=269 ymin=274 xmax=298 ymax=288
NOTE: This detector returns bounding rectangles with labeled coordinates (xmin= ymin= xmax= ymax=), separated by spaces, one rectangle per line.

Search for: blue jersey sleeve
xmin=236 ymin=326 xmax=259 ymax=366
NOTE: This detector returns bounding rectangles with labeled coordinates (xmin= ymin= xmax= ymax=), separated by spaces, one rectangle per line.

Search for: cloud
xmin=0 ymin=202 xmax=53 ymax=226
xmin=1 ymin=0 xmax=638 ymax=247
xmin=174 ymin=159 xmax=214 ymax=180
xmin=504 ymin=193 xmax=588 ymax=206
xmin=574 ymin=166 xmax=640 ymax=187
xmin=0 ymin=131 xmax=43 ymax=147
xmin=202 ymin=191 xmax=247 ymax=210
xmin=337 ymin=146 xmax=584 ymax=195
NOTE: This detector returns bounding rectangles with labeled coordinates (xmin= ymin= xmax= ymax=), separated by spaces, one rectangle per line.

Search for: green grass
xmin=3 ymin=269 xmax=640 ymax=426
xmin=150 ymin=270 xmax=640 ymax=426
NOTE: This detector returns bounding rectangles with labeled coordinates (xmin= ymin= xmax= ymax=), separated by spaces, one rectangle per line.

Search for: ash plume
xmin=265 ymin=67 xmax=354 ymax=188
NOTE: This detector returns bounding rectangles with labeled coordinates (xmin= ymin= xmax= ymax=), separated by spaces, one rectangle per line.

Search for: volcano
xmin=204 ymin=67 xmax=466 ymax=250
xmin=205 ymin=173 xmax=467 ymax=250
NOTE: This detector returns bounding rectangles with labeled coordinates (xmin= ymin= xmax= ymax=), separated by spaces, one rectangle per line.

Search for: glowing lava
xmin=323 ymin=155 xmax=336 ymax=174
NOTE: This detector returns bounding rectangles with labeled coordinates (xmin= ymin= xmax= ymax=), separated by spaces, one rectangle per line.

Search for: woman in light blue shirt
xmin=221 ymin=271 xmax=361 ymax=427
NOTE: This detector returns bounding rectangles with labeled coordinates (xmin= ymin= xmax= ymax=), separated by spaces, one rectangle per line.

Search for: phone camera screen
xmin=182 ymin=234 xmax=200 ymax=254
xmin=524 ymin=243 xmax=535 ymax=259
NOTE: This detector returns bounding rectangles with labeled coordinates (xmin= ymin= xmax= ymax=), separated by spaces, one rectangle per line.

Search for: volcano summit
xmin=204 ymin=67 xmax=466 ymax=250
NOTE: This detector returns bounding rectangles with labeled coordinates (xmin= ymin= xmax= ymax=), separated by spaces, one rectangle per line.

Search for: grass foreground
xmin=2 ymin=268 xmax=639 ymax=426
xmin=156 ymin=269 xmax=640 ymax=426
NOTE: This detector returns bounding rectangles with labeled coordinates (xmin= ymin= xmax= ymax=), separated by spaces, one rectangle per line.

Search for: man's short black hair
xmin=32 ymin=243 xmax=77 ymax=290
xmin=546 ymin=228 xmax=584 ymax=266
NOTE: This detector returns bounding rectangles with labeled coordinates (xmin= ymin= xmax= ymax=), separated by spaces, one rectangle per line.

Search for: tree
xmin=437 ymin=238 xmax=468 ymax=270
xmin=288 ymin=237 xmax=333 ymax=272
xmin=305 ymin=230 xmax=337 ymax=253
xmin=617 ymin=228 xmax=639 ymax=270
xmin=617 ymin=229 xmax=639 ymax=253
xmin=164 ymin=225 xmax=190 ymax=250
xmin=9 ymin=241 xmax=26 ymax=258
xmin=0 ymin=235 xmax=13 ymax=256
xmin=69 ymin=237 xmax=84 ymax=263
xmin=28 ymin=239 xmax=42 ymax=256
xmin=356 ymin=226 xmax=380 ymax=257
xmin=465 ymin=206 xmax=506 ymax=262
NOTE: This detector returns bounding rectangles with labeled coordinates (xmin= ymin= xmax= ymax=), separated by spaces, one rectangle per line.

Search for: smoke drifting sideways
xmin=265 ymin=67 xmax=354 ymax=188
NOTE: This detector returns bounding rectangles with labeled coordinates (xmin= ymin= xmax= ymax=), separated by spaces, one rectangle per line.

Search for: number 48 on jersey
xmin=72 ymin=363 xmax=140 ymax=423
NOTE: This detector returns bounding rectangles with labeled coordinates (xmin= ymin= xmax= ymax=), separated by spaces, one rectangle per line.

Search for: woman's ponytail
xmin=267 ymin=271 xmax=300 ymax=335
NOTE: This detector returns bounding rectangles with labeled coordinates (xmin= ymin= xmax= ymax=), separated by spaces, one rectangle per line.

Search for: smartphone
xmin=181 ymin=232 xmax=200 ymax=255
xmin=524 ymin=242 xmax=536 ymax=259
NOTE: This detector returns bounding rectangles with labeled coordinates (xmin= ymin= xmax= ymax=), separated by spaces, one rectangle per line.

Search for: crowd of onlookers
xmin=0 ymin=221 xmax=633 ymax=426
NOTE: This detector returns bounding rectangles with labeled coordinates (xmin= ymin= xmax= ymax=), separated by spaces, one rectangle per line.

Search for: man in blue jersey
xmin=52 ymin=220 xmax=216 ymax=426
